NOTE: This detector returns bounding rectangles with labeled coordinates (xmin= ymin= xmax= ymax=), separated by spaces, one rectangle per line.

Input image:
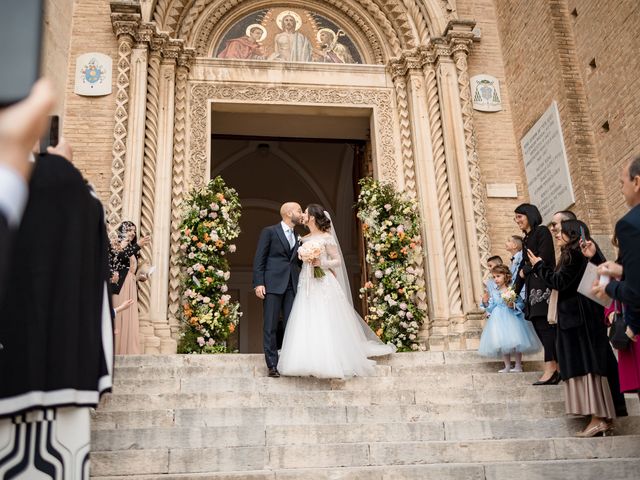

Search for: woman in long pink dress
xmin=111 ymin=222 xmax=151 ymax=354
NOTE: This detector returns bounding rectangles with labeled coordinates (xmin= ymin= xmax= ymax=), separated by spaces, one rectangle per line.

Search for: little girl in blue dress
xmin=478 ymin=265 xmax=542 ymax=372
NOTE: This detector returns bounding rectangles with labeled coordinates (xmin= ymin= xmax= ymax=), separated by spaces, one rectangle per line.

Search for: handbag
xmin=608 ymin=301 xmax=630 ymax=350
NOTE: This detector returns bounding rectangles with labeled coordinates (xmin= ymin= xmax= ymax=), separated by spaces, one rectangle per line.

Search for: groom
xmin=252 ymin=202 xmax=303 ymax=377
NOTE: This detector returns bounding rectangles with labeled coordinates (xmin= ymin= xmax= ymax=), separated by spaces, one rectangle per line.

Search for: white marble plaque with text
xmin=521 ymin=101 xmax=575 ymax=223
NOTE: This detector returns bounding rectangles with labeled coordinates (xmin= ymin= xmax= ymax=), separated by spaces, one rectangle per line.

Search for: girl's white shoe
xmin=498 ymin=366 xmax=511 ymax=373
xmin=511 ymin=365 xmax=523 ymax=373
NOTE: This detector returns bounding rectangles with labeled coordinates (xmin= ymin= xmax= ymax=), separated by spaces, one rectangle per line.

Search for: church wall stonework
xmin=493 ymin=0 xmax=639 ymax=247
xmin=61 ymin=0 xmax=119 ymax=205
xmin=456 ymin=0 xmax=524 ymax=265
xmin=42 ymin=0 xmax=75 ymax=117
xmin=565 ymin=0 xmax=640 ymax=221
xmin=52 ymin=0 xmax=637 ymax=351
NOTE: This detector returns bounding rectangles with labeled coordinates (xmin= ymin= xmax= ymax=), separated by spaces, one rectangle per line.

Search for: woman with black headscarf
xmin=513 ymin=203 xmax=559 ymax=385
xmin=528 ymin=220 xmax=616 ymax=436
xmin=110 ymin=221 xmax=150 ymax=354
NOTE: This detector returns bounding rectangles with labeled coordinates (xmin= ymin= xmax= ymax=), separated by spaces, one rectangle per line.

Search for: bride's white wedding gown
xmin=277 ymin=233 xmax=396 ymax=378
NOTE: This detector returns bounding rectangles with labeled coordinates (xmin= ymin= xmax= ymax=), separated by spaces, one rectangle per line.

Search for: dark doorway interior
xmin=211 ymin=135 xmax=369 ymax=353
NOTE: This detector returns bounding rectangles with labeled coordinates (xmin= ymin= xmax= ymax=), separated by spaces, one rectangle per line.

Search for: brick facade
xmin=45 ymin=0 xmax=639 ymax=272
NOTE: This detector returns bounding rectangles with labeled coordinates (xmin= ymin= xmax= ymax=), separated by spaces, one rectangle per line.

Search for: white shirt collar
xmin=280 ymin=221 xmax=293 ymax=234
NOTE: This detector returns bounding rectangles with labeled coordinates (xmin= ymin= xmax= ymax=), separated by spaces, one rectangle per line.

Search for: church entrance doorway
xmin=210 ymin=107 xmax=372 ymax=353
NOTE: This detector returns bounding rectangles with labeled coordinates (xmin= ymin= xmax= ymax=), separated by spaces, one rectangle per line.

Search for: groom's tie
xmin=285 ymin=228 xmax=295 ymax=249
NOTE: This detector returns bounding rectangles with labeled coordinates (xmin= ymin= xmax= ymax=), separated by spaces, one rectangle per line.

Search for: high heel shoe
xmin=575 ymin=421 xmax=614 ymax=438
xmin=532 ymin=371 xmax=561 ymax=386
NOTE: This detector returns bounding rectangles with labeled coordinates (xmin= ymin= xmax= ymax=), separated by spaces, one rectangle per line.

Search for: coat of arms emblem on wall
xmin=470 ymin=74 xmax=502 ymax=112
xmin=74 ymin=52 xmax=112 ymax=96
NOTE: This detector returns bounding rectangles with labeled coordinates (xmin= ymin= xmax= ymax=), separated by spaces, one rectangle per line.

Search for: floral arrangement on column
xmin=177 ymin=176 xmax=242 ymax=353
xmin=356 ymin=178 xmax=426 ymax=351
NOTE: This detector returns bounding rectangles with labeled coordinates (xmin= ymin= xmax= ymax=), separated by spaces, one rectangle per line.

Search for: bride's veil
xmin=323 ymin=211 xmax=353 ymax=307
xmin=324 ymin=211 xmax=397 ymax=351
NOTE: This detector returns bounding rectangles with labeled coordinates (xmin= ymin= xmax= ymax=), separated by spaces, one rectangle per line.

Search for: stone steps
xmin=92 ymin=417 xmax=640 ymax=449
xmin=91 ymin=353 xmax=640 ymax=478
xmin=90 ymin=458 xmax=640 ymax=480
xmin=90 ymin=436 xmax=640 ymax=476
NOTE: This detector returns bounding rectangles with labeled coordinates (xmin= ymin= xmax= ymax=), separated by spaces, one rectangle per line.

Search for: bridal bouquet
xmin=501 ymin=287 xmax=517 ymax=306
xmin=298 ymin=241 xmax=326 ymax=278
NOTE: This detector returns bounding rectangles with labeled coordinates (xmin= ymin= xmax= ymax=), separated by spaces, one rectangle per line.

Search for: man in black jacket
xmin=253 ymin=202 xmax=304 ymax=377
xmin=594 ymin=156 xmax=640 ymax=341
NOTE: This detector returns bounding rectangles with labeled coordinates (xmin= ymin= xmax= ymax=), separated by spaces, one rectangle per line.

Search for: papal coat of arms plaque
xmin=74 ymin=53 xmax=112 ymax=96
xmin=470 ymin=74 xmax=502 ymax=112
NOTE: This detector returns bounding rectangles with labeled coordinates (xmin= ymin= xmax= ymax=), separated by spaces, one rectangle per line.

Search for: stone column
xmin=419 ymin=51 xmax=468 ymax=349
xmin=391 ymin=57 xmax=451 ymax=348
xmin=138 ymin=32 xmax=167 ymax=353
xmin=108 ymin=12 xmax=139 ymax=228
xmin=147 ymin=39 xmax=182 ymax=354
xmin=121 ymin=23 xmax=153 ymax=227
xmin=168 ymin=50 xmax=195 ymax=342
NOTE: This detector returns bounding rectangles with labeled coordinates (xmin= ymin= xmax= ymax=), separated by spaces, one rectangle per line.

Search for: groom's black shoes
xmin=268 ymin=367 xmax=280 ymax=378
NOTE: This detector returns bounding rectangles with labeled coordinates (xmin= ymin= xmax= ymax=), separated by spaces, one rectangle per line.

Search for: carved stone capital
xmin=110 ymin=0 xmax=140 ymax=41
xmin=112 ymin=16 xmax=139 ymax=41
xmin=150 ymin=32 xmax=169 ymax=54
xmin=177 ymin=48 xmax=196 ymax=70
xmin=163 ymin=39 xmax=183 ymax=61
xmin=134 ymin=22 xmax=154 ymax=47
xmin=388 ymin=58 xmax=408 ymax=80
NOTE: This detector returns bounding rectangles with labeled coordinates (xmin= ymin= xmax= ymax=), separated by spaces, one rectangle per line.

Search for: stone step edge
xmin=90 ymin=433 xmax=640 ymax=452
xmin=90 ymin=457 xmax=640 ymax=479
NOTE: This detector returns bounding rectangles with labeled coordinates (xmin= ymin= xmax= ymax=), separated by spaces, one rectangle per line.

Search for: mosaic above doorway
xmin=215 ymin=8 xmax=364 ymax=64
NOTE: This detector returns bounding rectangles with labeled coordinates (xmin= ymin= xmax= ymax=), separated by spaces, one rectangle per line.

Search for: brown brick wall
xmin=61 ymin=0 xmax=118 ymax=204
xmin=493 ymin=0 xmax=639 ymax=239
xmin=42 ymin=0 xmax=75 ymax=117
xmin=460 ymin=0 xmax=527 ymax=262
xmin=565 ymin=0 xmax=640 ymax=220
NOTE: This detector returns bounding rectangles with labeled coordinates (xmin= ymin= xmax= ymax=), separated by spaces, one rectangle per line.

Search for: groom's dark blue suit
xmin=252 ymin=223 xmax=302 ymax=369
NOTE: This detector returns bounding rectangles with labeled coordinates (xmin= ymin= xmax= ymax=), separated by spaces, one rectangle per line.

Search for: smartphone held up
xmin=0 ymin=0 xmax=44 ymax=107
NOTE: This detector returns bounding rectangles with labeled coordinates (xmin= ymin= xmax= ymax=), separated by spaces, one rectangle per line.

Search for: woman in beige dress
xmin=111 ymin=221 xmax=151 ymax=354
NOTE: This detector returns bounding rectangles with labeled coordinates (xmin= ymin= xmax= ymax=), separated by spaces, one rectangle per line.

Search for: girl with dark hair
xmin=528 ymin=220 xmax=617 ymax=436
xmin=110 ymin=221 xmax=151 ymax=354
xmin=513 ymin=203 xmax=558 ymax=384
xmin=478 ymin=265 xmax=541 ymax=372
xmin=278 ymin=203 xmax=396 ymax=378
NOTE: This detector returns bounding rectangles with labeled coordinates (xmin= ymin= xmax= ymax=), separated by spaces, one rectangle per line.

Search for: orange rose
xmin=229 ymin=323 xmax=235 ymax=333
xmin=223 ymin=307 xmax=229 ymax=316
xmin=216 ymin=193 xmax=225 ymax=201
xmin=376 ymin=328 xmax=383 ymax=337
xmin=198 ymin=265 xmax=205 ymax=273
xmin=197 ymin=242 xmax=204 ymax=249
xmin=192 ymin=235 xmax=198 ymax=241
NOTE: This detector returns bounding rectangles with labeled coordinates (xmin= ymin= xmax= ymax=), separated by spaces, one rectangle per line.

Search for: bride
xmin=277 ymin=204 xmax=396 ymax=378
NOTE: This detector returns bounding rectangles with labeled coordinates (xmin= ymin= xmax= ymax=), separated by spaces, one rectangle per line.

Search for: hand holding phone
xmin=579 ymin=225 xmax=587 ymax=245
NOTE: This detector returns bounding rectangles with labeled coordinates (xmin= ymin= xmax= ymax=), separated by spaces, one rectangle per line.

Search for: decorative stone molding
xmin=187 ymin=83 xmax=397 ymax=189
xmin=168 ymin=49 xmax=195 ymax=335
xmin=138 ymin=34 xmax=166 ymax=316
xmin=448 ymin=28 xmax=491 ymax=278
xmin=108 ymin=7 xmax=140 ymax=229
xmin=153 ymin=0 xmax=434 ymax=57
xmin=423 ymin=61 xmax=463 ymax=318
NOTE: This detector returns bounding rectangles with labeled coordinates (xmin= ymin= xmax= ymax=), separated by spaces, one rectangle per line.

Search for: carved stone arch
xmin=187 ymin=0 xmax=400 ymax=60
xmin=203 ymin=0 xmax=381 ymax=64
xmin=152 ymin=0 xmax=448 ymax=50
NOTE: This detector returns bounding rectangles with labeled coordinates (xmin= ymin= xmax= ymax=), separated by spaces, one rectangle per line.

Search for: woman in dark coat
xmin=513 ymin=203 xmax=558 ymax=384
xmin=528 ymin=219 xmax=616 ymax=437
